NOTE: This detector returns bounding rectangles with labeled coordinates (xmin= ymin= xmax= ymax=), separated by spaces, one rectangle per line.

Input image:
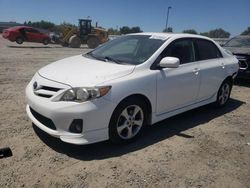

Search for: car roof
xmin=128 ymin=32 xmax=212 ymax=41
xmin=8 ymin=25 xmax=34 ymax=30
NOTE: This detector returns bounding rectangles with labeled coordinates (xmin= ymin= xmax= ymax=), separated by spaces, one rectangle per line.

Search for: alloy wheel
xmin=116 ymin=105 xmax=144 ymax=140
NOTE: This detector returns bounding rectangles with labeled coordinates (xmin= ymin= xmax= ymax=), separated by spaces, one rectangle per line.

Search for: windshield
xmin=86 ymin=35 xmax=166 ymax=65
xmin=224 ymin=37 xmax=250 ymax=48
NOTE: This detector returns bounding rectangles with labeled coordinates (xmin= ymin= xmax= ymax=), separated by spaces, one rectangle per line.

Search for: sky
xmin=0 ymin=0 xmax=249 ymax=36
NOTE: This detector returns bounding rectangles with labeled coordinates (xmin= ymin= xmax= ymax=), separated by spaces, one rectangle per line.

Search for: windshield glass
xmin=224 ymin=37 xmax=250 ymax=48
xmin=86 ymin=35 xmax=166 ymax=65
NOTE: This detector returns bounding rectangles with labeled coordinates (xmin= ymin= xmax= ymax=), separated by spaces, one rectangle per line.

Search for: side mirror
xmin=158 ymin=57 xmax=180 ymax=68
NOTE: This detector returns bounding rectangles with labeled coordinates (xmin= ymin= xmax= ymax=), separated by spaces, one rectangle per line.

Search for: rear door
xmin=194 ymin=39 xmax=226 ymax=101
xmin=156 ymin=38 xmax=201 ymax=114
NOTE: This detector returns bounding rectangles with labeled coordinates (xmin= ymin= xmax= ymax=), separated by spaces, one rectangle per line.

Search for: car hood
xmin=38 ymin=55 xmax=135 ymax=87
xmin=223 ymin=47 xmax=250 ymax=55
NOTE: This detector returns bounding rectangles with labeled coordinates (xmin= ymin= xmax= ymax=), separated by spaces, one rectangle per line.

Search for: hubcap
xmin=117 ymin=105 xmax=144 ymax=140
xmin=218 ymin=83 xmax=230 ymax=105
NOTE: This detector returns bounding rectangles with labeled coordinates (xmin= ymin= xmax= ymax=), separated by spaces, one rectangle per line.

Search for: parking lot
xmin=0 ymin=36 xmax=249 ymax=188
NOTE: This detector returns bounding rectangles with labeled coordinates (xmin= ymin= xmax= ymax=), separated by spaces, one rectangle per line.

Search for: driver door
xmin=156 ymin=38 xmax=201 ymax=114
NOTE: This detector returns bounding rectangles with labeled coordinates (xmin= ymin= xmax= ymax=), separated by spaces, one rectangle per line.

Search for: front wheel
xmin=109 ymin=98 xmax=148 ymax=144
xmin=215 ymin=80 xmax=232 ymax=107
xmin=69 ymin=35 xmax=81 ymax=48
xmin=16 ymin=37 xmax=24 ymax=44
xmin=87 ymin=37 xmax=99 ymax=49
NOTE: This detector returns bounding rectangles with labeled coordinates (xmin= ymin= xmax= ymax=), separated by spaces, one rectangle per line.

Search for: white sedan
xmin=26 ymin=33 xmax=239 ymax=145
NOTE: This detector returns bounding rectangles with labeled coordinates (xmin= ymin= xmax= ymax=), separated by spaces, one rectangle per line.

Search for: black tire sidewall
xmin=43 ymin=38 xmax=49 ymax=45
xmin=16 ymin=37 xmax=24 ymax=44
xmin=87 ymin=37 xmax=99 ymax=49
xmin=109 ymin=98 xmax=148 ymax=144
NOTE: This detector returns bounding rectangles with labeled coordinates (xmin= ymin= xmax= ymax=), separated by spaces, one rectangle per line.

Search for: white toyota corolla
xmin=26 ymin=33 xmax=239 ymax=145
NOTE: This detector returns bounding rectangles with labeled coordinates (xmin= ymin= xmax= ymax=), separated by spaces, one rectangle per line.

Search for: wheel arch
xmin=112 ymin=93 xmax=153 ymax=125
xmin=224 ymin=75 xmax=233 ymax=85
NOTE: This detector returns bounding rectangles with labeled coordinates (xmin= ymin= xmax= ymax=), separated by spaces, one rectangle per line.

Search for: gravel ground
xmin=0 ymin=36 xmax=249 ymax=188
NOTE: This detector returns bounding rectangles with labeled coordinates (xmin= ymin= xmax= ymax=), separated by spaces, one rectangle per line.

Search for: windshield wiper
xmin=84 ymin=52 xmax=105 ymax=61
xmin=85 ymin=53 xmax=128 ymax=64
xmin=104 ymin=56 xmax=128 ymax=64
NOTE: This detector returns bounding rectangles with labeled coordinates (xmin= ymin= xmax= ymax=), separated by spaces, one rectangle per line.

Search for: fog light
xmin=69 ymin=119 xmax=83 ymax=133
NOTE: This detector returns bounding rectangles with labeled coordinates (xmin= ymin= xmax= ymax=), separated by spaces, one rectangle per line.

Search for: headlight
xmin=60 ymin=86 xmax=111 ymax=102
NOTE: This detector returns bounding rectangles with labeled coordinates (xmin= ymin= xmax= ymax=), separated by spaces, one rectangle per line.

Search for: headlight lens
xmin=60 ymin=86 xmax=111 ymax=102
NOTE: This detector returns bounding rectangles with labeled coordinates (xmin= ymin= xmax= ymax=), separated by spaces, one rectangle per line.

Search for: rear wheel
xmin=215 ymin=80 xmax=232 ymax=107
xmin=87 ymin=37 xmax=99 ymax=49
xmin=69 ymin=35 xmax=81 ymax=48
xmin=43 ymin=38 xmax=49 ymax=45
xmin=16 ymin=37 xmax=24 ymax=44
xmin=109 ymin=98 xmax=148 ymax=144
xmin=61 ymin=42 xmax=69 ymax=47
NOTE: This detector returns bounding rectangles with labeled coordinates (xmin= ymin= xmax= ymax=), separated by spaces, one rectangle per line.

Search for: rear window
xmin=196 ymin=39 xmax=222 ymax=61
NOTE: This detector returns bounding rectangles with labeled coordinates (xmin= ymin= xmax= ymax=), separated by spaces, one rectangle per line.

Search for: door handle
xmin=221 ymin=63 xmax=225 ymax=69
xmin=193 ymin=68 xmax=200 ymax=75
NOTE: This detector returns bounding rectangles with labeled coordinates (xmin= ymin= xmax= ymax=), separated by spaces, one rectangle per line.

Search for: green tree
xmin=120 ymin=26 xmax=131 ymax=34
xmin=163 ymin=27 xmax=173 ymax=32
xmin=209 ymin=28 xmax=230 ymax=38
xmin=108 ymin=28 xmax=120 ymax=35
xmin=32 ymin=20 xmax=55 ymax=30
xmin=183 ymin=29 xmax=197 ymax=34
xmin=200 ymin=28 xmax=230 ymax=38
xmin=241 ymin=27 xmax=250 ymax=35
xmin=200 ymin=32 xmax=209 ymax=37
xmin=119 ymin=26 xmax=142 ymax=34
xmin=130 ymin=26 xmax=142 ymax=33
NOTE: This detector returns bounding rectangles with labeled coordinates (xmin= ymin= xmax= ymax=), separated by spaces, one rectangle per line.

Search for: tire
xmin=109 ymin=98 xmax=148 ymax=144
xmin=16 ymin=37 xmax=24 ymax=44
xmin=69 ymin=35 xmax=81 ymax=48
xmin=215 ymin=79 xmax=232 ymax=107
xmin=87 ymin=37 xmax=100 ymax=49
xmin=43 ymin=38 xmax=49 ymax=45
xmin=61 ymin=42 xmax=69 ymax=47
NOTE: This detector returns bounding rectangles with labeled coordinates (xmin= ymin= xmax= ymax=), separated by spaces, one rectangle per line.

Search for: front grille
xmin=30 ymin=107 xmax=56 ymax=130
xmin=40 ymin=86 xmax=61 ymax=92
xmin=34 ymin=85 xmax=62 ymax=98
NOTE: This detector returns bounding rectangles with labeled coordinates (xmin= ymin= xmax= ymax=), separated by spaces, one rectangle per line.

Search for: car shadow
xmin=235 ymin=79 xmax=250 ymax=88
xmin=8 ymin=45 xmax=59 ymax=49
xmin=8 ymin=45 xmax=89 ymax=49
xmin=33 ymin=98 xmax=245 ymax=161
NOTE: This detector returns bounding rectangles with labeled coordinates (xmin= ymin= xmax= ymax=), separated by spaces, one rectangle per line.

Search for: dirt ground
xmin=0 ymin=36 xmax=249 ymax=188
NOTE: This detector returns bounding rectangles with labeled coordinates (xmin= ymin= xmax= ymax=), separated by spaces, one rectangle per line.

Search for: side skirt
xmin=151 ymin=94 xmax=217 ymax=124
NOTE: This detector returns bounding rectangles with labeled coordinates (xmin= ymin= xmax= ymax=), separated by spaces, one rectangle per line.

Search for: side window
xmin=26 ymin=28 xmax=39 ymax=33
xmin=164 ymin=39 xmax=195 ymax=64
xmin=196 ymin=39 xmax=222 ymax=60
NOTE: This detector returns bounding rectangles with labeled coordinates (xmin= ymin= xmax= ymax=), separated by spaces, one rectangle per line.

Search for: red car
xmin=2 ymin=26 xmax=50 ymax=45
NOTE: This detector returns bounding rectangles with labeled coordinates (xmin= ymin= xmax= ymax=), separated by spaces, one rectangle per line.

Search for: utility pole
xmin=165 ymin=6 xmax=172 ymax=31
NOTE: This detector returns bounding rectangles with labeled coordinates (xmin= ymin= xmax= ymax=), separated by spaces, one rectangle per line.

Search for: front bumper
xmin=25 ymin=74 xmax=116 ymax=145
